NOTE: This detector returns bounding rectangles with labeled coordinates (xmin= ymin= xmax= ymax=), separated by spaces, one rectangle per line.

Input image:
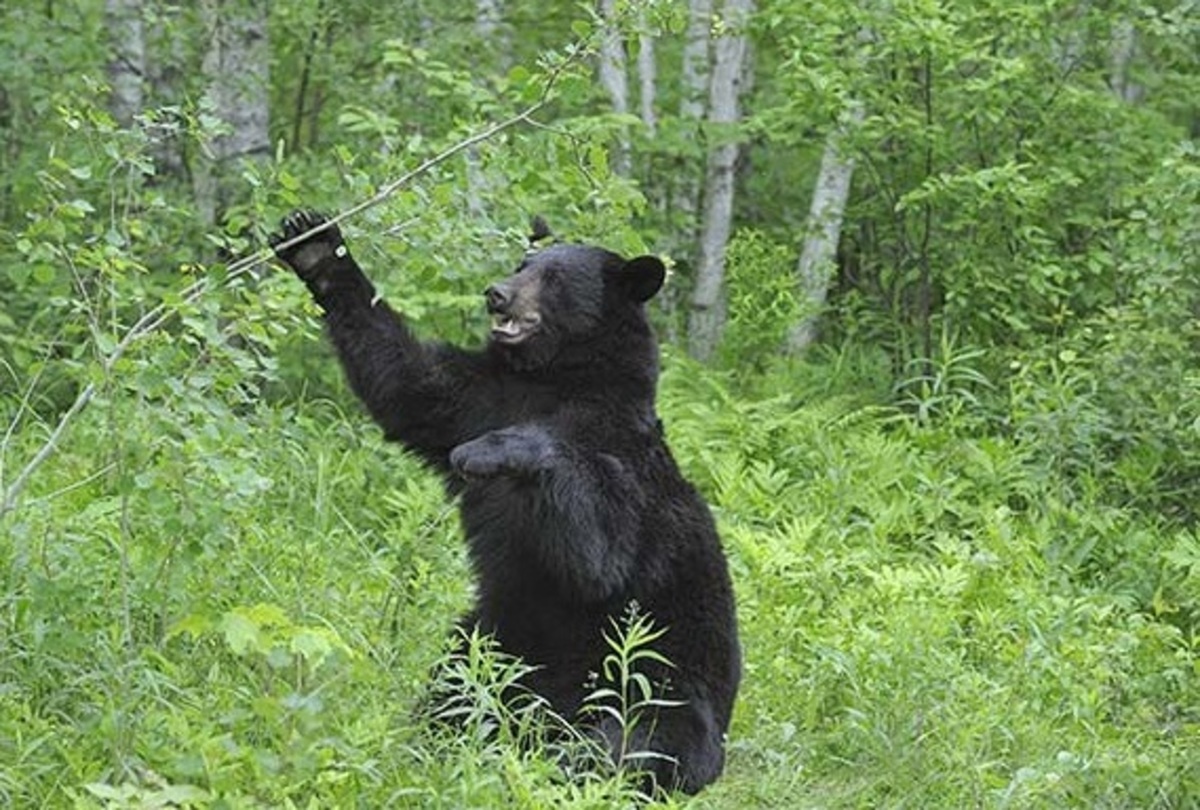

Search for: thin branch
xmin=1 ymin=346 xmax=54 ymax=460
xmin=2 ymin=380 xmax=98 ymax=516
xmin=22 ymin=462 xmax=117 ymax=509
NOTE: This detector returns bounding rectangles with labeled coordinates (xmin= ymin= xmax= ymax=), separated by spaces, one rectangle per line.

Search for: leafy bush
xmin=716 ymin=230 xmax=801 ymax=371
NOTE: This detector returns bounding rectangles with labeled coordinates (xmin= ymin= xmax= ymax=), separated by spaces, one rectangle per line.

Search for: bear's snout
xmin=485 ymin=282 xmax=512 ymax=313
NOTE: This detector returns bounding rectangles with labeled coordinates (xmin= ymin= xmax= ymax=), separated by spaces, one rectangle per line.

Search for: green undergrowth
xmin=2 ymin=350 xmax=1197 ymax=808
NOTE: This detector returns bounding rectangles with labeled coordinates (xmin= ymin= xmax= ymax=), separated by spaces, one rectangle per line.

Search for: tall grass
xmin=1 ymin=348 xmax=1196 ymax=807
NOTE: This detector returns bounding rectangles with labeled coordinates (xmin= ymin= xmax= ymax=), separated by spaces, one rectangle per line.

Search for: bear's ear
xmin=528 ymin=215 xmax=554 ymax=247
xmin=612 ymin=255 xmax=665 ymax=302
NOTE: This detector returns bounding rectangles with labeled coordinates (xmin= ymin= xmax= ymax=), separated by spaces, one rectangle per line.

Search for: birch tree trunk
xmin=686 ymin=0 xmax=753 ymax=362
xmin=680 ymin=0 xmax=713 ymax=121
xmin=674 ymin=0 xmax=713 ymax=229
xmin=598 ymin=0 xmax=631 ymax=177
xmin=785 ymin=102 xmax=865 ymax=354
xmin=663 ymin=0 xmax=714 ymax=342
xmin=476 ymin=0 xmax=503 ymax=44
xmin=1108 ymin=18 xmax=1142 ymax=103
xmin=105 ymin=0 xmax=145 ymax=127
xmin=193 ymin=0 xmax=270 ymax=227
xmin=637 ymin=9 xmax=656 ymax=136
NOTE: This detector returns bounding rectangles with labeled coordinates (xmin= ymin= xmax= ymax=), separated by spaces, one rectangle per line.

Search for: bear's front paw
xmin=450 ymin=427 xmax=557 ymax=479
xmin=268 ymin=209 xmax=348 ymax=281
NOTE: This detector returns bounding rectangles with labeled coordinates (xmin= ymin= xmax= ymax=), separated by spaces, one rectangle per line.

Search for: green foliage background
xmin=1 ymin=0 xmax=1197 ymax=806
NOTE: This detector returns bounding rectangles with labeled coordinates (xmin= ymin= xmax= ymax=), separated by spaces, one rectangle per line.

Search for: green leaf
xmin=143 ymin=785 xmax=211 ymax=808
xmin=63 ymin=198 xmax=96 ymax=218
xmin=219 ymin=611 xmax=262 ymax=656
xmin=243 ymin=602 xmax=290 ymax=627
xmin=84 ymin=783 xmax=137 ymax=801
xmin=290 ymin=628 xmax=334 ymax=665
xmin=5 ymin=264 xmax=31 ymax=286
xmin=31 ymin=264 xmax=57 ymax=284
xmin=167 ymin=613 xmax=214 ymax=641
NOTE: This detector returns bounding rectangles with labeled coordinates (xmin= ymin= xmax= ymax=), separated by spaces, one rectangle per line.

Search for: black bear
xmin=269 ymin=210 xmax=740 ymax=794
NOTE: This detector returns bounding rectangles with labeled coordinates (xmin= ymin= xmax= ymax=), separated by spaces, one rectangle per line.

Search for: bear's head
xmin=483 ymin=243 xmax=665 ymax=373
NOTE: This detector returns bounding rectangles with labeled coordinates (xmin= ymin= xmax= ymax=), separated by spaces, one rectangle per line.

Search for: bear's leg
xmin=589 ymin=693 xmax=724 ymax=795
xmin=639 ymin=698 xmax=725 ymax=795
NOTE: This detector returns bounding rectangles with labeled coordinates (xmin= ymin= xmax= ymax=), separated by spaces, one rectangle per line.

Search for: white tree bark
xmin=673 ymin=0 xmax=713 ymax=235
xmin=598 ymin=0 xmax=631 ymax=177
xmin=473 ymin=0 xmax=510 ymax=69
xmin=105 ymin=0 xmax=145 ymax=127
xmin=637 ymin=9 xmax=657 ymax=136
xmin=204 ymin=2 xmax=270 ymax=164
xmin=1109 ymin=18 xmax=1142 ymax=103
xmin=476 ymin=0 xmax=502 ymax=40
xmin=785 ymin=102 xmax=865 ymax=354
xmin=680 ymin=0 xmax=713 ymax=121
xmin=687 ymin=0 xmax=753 ymax=362
xmin=193 ymin=0 xmax=270 ymax=226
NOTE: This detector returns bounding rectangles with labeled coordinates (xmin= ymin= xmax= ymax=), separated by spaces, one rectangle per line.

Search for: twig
xmin=0 ymin=67 xmax=571 ymax=519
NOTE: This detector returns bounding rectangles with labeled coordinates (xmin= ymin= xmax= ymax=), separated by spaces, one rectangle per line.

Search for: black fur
xmin=269 ymin=210 xmax=740 ymax=794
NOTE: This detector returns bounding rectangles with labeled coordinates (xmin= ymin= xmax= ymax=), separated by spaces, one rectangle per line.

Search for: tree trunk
xmin=193 ymin=0 xmax=270 ymax=228
xmin=785 ymin=102 xmax=864 ymax=354
xmin=636 ymin=9 xmax=656 ymax=136
xmin=674 ymin=0 xmax=712 ymax=231
xmin=105 ymin=0 xmax=144 ymax=127
xmin=1108 ymin=18 xmax=1142 ymax=103
xmin=598 ymin=0 xmax=631 ymax=177
xmin=687 ymin=0 xmax=753 ymax=362
xmin=475 ymin=0 xmax=507 ymax=62
xmin=661 ymin=0 xmax=714 ymax=342
xmin=680 ymin=0 xmax=712 ymax=121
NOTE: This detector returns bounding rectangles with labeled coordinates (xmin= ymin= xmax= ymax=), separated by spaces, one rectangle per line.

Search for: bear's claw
xmin=269 ymin=209 xmax=345 ymax=280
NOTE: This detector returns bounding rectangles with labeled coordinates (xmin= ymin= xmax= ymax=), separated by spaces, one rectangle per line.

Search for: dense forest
xmin=1 ymin=0 xmax=1198 ymax=806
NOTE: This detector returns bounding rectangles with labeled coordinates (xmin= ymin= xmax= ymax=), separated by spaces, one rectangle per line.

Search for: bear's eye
xmin=539 ymin=267 xmax=567 ymax=289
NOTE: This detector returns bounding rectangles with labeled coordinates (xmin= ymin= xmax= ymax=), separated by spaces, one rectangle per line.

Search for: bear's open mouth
xmin=490 ymin=313 xmax=542 ymax=344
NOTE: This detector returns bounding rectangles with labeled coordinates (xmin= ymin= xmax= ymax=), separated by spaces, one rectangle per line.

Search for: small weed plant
xmin=582 ymin=602 xmax=685 ymax=790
